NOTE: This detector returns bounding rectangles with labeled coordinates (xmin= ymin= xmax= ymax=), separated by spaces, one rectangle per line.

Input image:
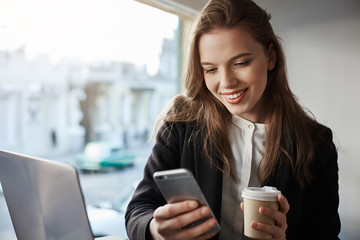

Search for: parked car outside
xmin=75 ymin=141 xmax=135 ymax=171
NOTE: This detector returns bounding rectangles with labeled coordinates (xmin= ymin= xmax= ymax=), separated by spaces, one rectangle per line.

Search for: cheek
xmin=204 ymin=77 xmax=217 ymax=93
xmin=253 ymin=74 xmax=268 ymax=100
xmin=251 ymin=65 xmax=268 ymax=88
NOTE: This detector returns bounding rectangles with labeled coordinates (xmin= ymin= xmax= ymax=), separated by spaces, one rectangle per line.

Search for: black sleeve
xmin=125 ymin=123 xmax=183 ymax=240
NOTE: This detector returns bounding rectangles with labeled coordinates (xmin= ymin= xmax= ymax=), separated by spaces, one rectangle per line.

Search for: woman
xmin=125 ymin=0 xmax=340 ymax=239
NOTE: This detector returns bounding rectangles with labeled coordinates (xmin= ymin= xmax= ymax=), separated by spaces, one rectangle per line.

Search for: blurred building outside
xmin=0 ymin=31 xmax=179 ymax=157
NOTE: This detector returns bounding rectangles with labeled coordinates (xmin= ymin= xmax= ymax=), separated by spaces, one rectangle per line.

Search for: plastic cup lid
xmin=241 ymin=186 xmax=281 ymax=201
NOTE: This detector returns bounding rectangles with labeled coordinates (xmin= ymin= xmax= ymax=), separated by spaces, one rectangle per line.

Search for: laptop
xmin=0 ymin=149 xmax=124 ymax=240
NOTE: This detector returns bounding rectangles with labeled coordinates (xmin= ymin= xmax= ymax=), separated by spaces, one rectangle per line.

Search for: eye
xmin=204 ymin=68 xmax=217 ymax=74
xmin=234 ymin=60 xmax=250 ymax=67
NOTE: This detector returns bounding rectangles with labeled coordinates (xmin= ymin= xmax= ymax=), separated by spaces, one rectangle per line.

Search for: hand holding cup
xmin=241 ymin=186 xmax=290 ymax=240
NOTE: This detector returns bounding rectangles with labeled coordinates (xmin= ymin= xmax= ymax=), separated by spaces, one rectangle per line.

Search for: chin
xmin=228 ymin=109 xmax=246 ymax=117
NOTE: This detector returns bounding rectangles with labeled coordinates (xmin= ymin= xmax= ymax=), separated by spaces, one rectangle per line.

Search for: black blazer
xmin=125 ymin=122 xmax=340 ymax=240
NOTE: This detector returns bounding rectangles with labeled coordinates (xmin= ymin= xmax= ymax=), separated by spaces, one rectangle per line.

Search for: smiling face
xmin=199 ymin=28 xmax=276 ymax=123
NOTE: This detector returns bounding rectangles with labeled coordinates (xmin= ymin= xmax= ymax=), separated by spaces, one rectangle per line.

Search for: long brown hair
xmin=159 ymin=0 xmax=321 ymax=187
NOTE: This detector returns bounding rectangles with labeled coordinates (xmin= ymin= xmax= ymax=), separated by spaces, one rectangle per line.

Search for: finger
xmin=177 ymin=217 xmax=219 ymax=240
xmin=278 ymin=194 xmax=290 ymax=214
xmin=154 ymin=200 xmax=199 ymax=220
xmin=240 ymin=202 xmax=244 ymax=212
xmin=166 ymin=205 xmax=213 ymax=230
xmin=252 ymin=221 xmax=285 ymax=240
xmin=157 ymin=207 xmax=219 ymax=239
xmin=259 ymin=206 xmax=287 ymax=230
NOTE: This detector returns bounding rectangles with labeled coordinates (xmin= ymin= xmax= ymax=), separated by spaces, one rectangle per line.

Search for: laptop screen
xmin=0 ymin=149 xmax=94 ymax=240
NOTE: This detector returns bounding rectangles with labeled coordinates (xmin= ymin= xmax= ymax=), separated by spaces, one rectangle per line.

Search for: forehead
xmin=198 ymin=28 xmax=263 ymax=59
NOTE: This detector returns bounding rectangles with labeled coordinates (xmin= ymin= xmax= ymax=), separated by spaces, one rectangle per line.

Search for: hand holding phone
xmin=153 ymin=168 xmax=220 ymax=234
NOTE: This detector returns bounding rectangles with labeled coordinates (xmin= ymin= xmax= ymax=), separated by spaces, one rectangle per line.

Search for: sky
xmin=0 ymin=0 xmax=179 ymax=72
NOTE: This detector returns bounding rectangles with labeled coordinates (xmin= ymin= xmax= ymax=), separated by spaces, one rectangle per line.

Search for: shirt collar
xmin=231 ymin=114 xmax=266 ymax=133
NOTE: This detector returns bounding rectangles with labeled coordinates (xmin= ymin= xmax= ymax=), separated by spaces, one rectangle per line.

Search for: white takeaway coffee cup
xmin=241 ymin=186 xmax=281 ymax=239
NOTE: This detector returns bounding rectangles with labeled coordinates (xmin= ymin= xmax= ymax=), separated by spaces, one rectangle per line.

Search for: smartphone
xmin=153 ymin=168 xmax=220 ymax=234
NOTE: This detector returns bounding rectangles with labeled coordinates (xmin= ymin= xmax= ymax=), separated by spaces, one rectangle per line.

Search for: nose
xmin=220 ymin=68 xmax=237 ymax=88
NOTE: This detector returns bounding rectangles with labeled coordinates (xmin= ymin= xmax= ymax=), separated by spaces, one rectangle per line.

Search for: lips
xmin=222 ymin=88 xmax=248 ymax=104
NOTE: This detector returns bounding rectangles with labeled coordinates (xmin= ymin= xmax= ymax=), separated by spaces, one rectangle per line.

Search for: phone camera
xmin=157 ymin=176 xmax=167 ymax=180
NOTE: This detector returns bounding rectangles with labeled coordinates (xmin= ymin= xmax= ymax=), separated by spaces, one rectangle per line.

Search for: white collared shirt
xmin=219 ymin=115 xmax=266 ymax=240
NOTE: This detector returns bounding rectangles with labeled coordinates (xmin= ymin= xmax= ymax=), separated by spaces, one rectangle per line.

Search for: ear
xmin=267 ymin=43 xmax=277 ymax=70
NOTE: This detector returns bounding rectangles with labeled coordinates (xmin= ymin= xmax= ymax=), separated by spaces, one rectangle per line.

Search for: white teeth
xmin=226 ymin=93 xmax=241 ymax=99
xmin=225 ymin=89 xmax=246 ymax=99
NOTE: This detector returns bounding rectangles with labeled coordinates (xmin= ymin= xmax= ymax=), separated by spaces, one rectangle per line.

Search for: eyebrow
xmin=201 ymin=52 xmax=253 ymax=66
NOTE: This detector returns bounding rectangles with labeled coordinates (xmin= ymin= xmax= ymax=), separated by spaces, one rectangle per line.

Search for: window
xmin=0 ymin=0 xmax=181 ymax=239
